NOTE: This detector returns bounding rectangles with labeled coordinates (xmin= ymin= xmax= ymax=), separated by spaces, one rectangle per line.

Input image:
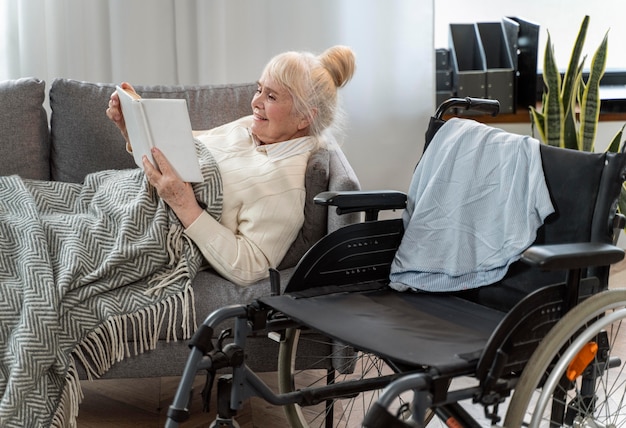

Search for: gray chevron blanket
xmin=0 ymin=143 xmax=222 ymax=427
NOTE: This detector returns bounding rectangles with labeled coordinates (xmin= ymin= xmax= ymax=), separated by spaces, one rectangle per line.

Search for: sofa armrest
xmin=326 ymin=144 xmax=361 ymax=231
xmin=521 ymin=242 xmax=625 ymax=271
xmin=0 ymin=78 xmax=50 ymax=180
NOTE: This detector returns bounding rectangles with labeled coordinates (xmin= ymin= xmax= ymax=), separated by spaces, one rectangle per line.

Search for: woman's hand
xmin=106 ymin=82 xmax=137 ymax=146
xmin=143 ymin=147 xmax=204 ymax=228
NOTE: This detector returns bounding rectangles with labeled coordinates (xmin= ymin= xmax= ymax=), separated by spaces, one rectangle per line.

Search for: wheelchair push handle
xmin=434 ymin=97 xmax=500 ymax=120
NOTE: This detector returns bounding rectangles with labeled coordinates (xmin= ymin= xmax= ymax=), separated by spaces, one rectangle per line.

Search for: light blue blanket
xmin=389 ymin=118 xmax=554 ymax=292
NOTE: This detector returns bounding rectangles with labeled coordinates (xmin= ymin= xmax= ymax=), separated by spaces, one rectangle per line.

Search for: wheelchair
xmin=165 ymin=98 xmax=626 ymax=428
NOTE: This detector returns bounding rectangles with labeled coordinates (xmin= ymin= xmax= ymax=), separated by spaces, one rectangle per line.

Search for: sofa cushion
xmin=49 ymin=78 xmax=257 ymax=183
xmin=49 ymin=79 xmax=136 ymax=183
xmin=0 ymin=78 xmax=50 ymax=180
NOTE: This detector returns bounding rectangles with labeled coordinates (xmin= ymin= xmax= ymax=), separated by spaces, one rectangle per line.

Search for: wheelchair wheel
xmin=504 ymin=288 xmax=626 ymax=427
xmin=277 ymin=327 xmax=430 ymax=427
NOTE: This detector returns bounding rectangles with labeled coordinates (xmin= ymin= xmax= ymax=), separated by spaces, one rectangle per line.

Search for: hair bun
xmin=319 ymin=45 xmax=356 ymax=88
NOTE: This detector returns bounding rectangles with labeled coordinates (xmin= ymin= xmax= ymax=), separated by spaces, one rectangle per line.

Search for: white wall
xmin=338 ymin=2 xmax=433 ymax=192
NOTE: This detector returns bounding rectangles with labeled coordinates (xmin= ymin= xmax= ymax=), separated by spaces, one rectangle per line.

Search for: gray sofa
xmin=0 ymin=77 xmax=360 ymax=378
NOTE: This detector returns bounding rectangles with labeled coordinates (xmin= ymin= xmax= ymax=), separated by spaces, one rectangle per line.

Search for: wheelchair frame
xmin=165 ymin=98 xmax=626 ymax=428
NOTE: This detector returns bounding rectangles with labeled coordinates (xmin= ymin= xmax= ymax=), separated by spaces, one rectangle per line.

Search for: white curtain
xmin=0 ymin=0 xmax=434 ymax=193
xmin=0 ymin=0 xmax=350 ymax=86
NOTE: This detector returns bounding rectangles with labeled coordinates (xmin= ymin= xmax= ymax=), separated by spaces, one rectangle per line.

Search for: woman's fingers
xmin=119 ymin=81 xmax=138 ymax=96
xmin=143 ymin=148 xmax=181 ymax=186
xmin=142 ymin=149 xmax=201 ymax=227
xmin=142 ymin=154 xmax=160 ymax=181
xmin=150 ymin=147 xmax=175 ymax=176
xmin=107 ymin=100 xmax=123 ymax=123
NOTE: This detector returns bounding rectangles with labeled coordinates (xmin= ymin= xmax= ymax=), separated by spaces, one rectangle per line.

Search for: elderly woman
xmin=0 ymin=46 xmax=354 ymax=427
xmin=107 ymin=45 xmax=356 ymax=286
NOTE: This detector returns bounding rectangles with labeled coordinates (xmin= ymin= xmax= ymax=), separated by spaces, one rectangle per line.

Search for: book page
xmin=116 ymin=86 xmax=204 ymax=182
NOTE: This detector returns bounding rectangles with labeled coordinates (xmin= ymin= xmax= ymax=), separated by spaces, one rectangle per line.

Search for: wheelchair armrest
xmin=521 ymin=242 xmax=625 ymax=271
xmin=314 ymin=190 xmax=407 ymax=220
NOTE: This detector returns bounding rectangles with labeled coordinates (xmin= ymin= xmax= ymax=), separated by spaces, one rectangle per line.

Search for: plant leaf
xmin=577 ymin=59 xmax=586 ymax=100
xmin=563 ymin=66 xmax=582 ymax=150
xmin=562 ymin=106 xmax=579 ymax=149
xmin=543 ymin=33 xmax=563 ymax=147
xmin=561 ymin=16 xmax=589 ymax=117
xmin=579 ymin=31 xmax=608 ymax=152
xmin=606 ymin=123 xmax=625 ymax=153
xmin=529 ymin=106 xmax=546 ymax=142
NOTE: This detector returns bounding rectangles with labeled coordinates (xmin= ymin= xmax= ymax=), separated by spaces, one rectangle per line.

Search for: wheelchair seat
xmin=260 ymin=286 xmax=505 ymax=372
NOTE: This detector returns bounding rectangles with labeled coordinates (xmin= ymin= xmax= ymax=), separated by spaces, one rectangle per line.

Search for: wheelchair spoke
xmin=277 ymin=328 xmax=420 ymax=428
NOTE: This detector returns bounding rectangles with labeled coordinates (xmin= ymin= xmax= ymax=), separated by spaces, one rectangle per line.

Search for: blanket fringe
xmin=53 ymin=284 xmax=197 ymax=427
xmin=145 ymin=224 xmax=190 ymax=294
xmin=50 ymin=360 xmax=82 ymax=428
xmin=73 ymin=285 xmax=196 ymax=380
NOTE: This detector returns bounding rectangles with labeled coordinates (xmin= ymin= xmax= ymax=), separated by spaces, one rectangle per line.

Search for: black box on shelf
xmin=436 ymin=91 xmax=454 ymax=109
xmin=477 ymin=21 xmax=516 ymax=113
xmin=436 ymin=48 xmax=450 ymax=70
xmin=507 ymin=17 xmax=540 ymax=111
xmin=449 ymin=23 xmax=487 ymax=100
xmin=436 ymin=69 xmax=452 ymax=91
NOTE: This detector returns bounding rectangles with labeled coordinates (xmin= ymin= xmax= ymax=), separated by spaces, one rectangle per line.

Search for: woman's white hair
xmin=260 ymin=45 xmax=356 ymax=137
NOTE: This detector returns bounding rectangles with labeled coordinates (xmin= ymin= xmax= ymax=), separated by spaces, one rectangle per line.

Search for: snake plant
xmin=530 ymin=16 xmax=626 ymax=222
xmin=529 ymin=15 xmax=611 ymax=151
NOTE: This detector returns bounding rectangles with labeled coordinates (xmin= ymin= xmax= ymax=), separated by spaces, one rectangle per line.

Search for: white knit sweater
xmin=185 ymin=116 xmax=318 ymax=286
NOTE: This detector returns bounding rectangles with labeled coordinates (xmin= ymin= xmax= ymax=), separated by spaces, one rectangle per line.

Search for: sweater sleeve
xmin=184 ymin=188 xmax=305 ymax=286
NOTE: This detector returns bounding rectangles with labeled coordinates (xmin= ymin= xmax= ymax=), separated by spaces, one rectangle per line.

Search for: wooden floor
xmin=76 ymin=259 xmax=626 ymax=427
xmin=77 ymin=372 xmax=286 ymax=427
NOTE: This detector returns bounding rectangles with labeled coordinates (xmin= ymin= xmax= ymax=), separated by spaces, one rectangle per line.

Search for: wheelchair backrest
xmin=452 ymin=143 xmax=625 ymax=315
xmin=285 ymin=124 xmax=626 ymax=298
xmin=492 ymin=145 xmax=626 ymax=300
xmin=540 ymin=145 xmax=623 ymax=245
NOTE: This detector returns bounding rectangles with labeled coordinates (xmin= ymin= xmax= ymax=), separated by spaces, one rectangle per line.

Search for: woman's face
xmin=250 ymin=76 xmax=310 ymax=145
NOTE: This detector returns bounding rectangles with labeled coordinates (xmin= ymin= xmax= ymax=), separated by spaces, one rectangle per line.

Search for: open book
xmin=116 ymin=86 xmax=203 ymax=182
